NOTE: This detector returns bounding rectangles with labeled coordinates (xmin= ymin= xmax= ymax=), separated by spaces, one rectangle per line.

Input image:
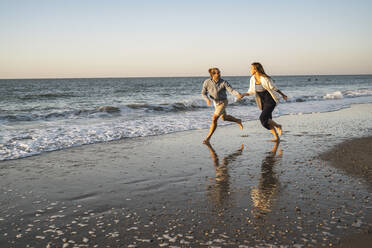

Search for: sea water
xmin=1 ymin=75 xmax=372 ymax=160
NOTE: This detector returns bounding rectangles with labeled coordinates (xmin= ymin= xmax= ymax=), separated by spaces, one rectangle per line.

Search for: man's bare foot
xmin=277 ymin=125 xmax=282 ymax=136
xmin=237 ymin=119 xmax=243 ymax=130
xmin=202 ymin=139 xmax=210 ymax=144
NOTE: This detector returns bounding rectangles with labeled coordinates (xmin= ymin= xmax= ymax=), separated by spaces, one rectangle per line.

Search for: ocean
xmin=1 ymin=75 xmax=372 ymax=161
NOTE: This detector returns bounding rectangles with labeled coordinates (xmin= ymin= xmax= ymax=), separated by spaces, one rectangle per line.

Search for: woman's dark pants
xmin=257 ymin=91 xmax=276 ymax=130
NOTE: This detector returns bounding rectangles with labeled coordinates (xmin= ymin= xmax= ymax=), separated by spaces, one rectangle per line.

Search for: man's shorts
xmin=213 ymin=100 xmax=228 ymax=116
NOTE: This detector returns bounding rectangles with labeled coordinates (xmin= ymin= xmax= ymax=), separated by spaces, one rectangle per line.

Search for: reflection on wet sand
xmin=251 ymin=141 xmax=282 ymax=215
xmin=204 ymin=143 xmax=244 ymax=208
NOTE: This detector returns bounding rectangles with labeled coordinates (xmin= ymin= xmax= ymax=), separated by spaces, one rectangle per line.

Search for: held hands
xmin=236 ymin=93 xmax=244 ymax=100
xmin=206 ymin=99 xmax=211 ymax=106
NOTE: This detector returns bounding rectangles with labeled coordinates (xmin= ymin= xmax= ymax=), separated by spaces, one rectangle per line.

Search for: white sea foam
xmin=323 ymin=91 xmax=343 ymax=99
xmin=2 ymin=95 xmax=372 ymax=161
xmin=2 ymin=89 xmax=371 ymax=125
xmin=343 ymin=88 xmax=372 ymax=97
xmin=322 ymin=89 xmax=372 ymax=100
xmin=1 ymin=75 xmax=372 ymax=161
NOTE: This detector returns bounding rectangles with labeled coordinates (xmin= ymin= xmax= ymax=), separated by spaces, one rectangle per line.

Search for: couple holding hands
xmin=201 ymin=62 xmax=288 ymax=144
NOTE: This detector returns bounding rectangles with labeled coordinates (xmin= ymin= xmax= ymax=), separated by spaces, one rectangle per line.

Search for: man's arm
xmin=201 ymin=82 xmax=211 ymax=106
xmin=224 ymin=81 xmax=243 ymax=99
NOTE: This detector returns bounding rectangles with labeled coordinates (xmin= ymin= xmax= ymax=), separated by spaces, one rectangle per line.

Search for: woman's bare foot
xmin=270 ymin=128 xmax=280 ymax=141
xmin=277 ymin=124 xmax=282 ymax=136
xmin=239 ymin=144 xmax=244 ymax=151
xmin=237 ymin=119 xmax=243 ymax=130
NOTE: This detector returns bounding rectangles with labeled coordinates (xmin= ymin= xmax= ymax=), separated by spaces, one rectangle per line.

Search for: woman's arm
xmin=242 ymin=76 xmax=257 ymax=98
xmin=276 ymin=89 xmax=288 ymax=101
xmin=265 ymin=77 xmax=288 ymax=100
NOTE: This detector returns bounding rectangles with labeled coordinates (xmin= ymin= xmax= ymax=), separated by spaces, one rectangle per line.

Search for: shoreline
xmin=2 ymin=101 xmax=372 ymax=162
xmin=1 ymin=103 xmax=372 ymax=247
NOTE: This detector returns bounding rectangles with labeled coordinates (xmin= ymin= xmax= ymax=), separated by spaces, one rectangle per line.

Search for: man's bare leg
xmin=221 ymin=114 xmax=243 ymax=130
xmin=203 ymin=142 xmax=219 ymax=167
xmin=203 ymin=114 xmax=219 ymax=144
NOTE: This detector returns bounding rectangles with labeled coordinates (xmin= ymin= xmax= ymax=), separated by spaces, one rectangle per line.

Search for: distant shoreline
xmin=1 ymin=74 xmax=372 ymax=81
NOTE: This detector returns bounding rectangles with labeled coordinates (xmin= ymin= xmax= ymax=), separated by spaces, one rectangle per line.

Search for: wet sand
xmin=321 ymin=136 xmax=372 ymax=186
xmin=321 ymin=136 xmax=372 ymax=247
xmin=1 ymin=103 xmax=372 ymax=247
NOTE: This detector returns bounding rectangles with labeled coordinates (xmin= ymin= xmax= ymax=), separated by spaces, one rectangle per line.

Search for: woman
xmin=243 ymin=63 xmax=287 ymax=141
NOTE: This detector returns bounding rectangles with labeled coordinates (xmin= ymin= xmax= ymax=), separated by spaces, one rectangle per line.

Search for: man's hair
xmin=208 ymin=67 xmax=220 ymax=76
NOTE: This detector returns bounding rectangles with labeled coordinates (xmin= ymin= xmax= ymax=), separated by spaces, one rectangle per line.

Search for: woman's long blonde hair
xmin=252 ymin=62 xmax=271 ymax=79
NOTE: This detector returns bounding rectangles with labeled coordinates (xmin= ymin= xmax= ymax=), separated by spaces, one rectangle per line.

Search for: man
xmin=201 ymin=67 xmax=243 ymax=144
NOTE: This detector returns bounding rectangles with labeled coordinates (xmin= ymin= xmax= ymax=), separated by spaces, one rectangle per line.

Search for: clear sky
xmin=1 ymin=0 xmax=371 ymax=78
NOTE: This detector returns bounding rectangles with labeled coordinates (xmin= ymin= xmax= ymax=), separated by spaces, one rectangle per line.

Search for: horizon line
xmin=1 ymin=73 xmax=372 ymax=80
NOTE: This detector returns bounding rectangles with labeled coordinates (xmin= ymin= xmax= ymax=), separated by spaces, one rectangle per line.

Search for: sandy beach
xmin=1 ymin=103 xmax=372 ymax=247
xmin=321 ymin=136 xmax=372 ymax=186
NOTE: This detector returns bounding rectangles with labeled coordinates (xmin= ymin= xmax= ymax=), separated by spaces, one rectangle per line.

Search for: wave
xmin=323 ymin=91 xmax=343 ymax=99
xmin=289 ymin=89 xmax=372 ymax=103
xmin=2 ymin=88 xmax=372 ymax=124
xmin=20 ymin=92 xmax=76 ymax=100
xmin=343 ymin=88 xmax=372 ymax=97
xmin=2 ymin=93 xmax=372 ymax=161
xmin=0 ymin=101 xmax=207 ymax=123
xmin=323 ymin=89 xmax=372 ymax=100
xmin=0 ymin=105 xmax=123 ymax=123
xmin=126 ymin=100 xmax=209 ymax=112
xmin=0 ymin=100 xmax=249 ymax=124
xmin=97 ymin=106 xmax=121 ymax=113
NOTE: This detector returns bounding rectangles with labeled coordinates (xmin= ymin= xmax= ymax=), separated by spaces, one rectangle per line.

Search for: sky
xmin=0 ymin=0 xmax=371 ymax=78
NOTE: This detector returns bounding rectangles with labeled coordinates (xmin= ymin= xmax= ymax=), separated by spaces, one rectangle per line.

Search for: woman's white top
xmin=255 ymin=83 xmax=265 ymax=92
xmin=247 ymin=76 xmax=280 ymax=110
